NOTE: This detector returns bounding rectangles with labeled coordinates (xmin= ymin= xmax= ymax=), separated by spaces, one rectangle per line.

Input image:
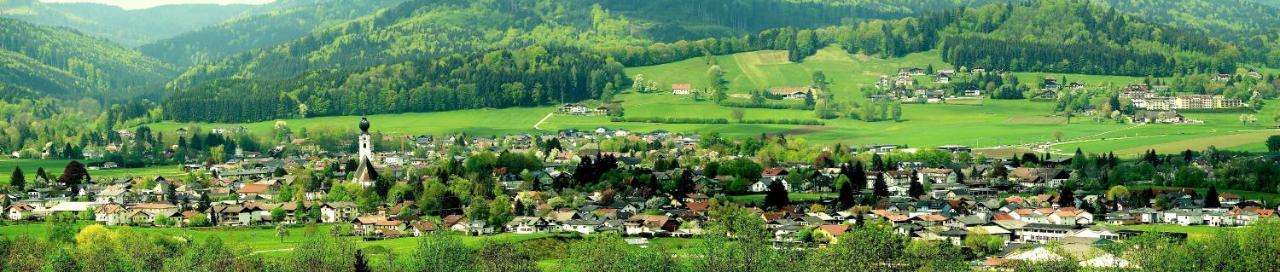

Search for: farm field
xmin=0 ymin=159 xmax=183 ymax=184
xmin=131 ymin=49 xmax=1280 ymax=157
xmin=0 ymin=223 xmax=560 ymax=256
xmin=725 ymin=192 xmax=840 ymax=204
xmin=145 ymin=107 xmax=559 ymax=138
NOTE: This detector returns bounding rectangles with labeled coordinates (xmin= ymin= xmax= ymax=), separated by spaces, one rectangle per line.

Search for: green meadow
xmin=0 ymin=159 xmax=184 ymax=184
xmin=0 ymin=223 xmax=560 ymax=256
xmin=128 ymin=48 xmax=1279 ymax=157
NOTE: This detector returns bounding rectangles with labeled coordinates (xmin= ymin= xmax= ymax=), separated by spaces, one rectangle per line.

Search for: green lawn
xmin=0 ymin=223 xmax=560 ymax=256
xmin=145 ymin=107 xmax=559 ymax=139
xmin=1112 ymin=224 xmax=1232 ymax=240
xmin=725 ymin=192 xmax=839 ymax=204
xmin=0 ymin=159 xmax=183 ymax=184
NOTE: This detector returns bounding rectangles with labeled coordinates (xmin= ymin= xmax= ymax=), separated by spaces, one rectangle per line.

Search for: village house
xmin=671 ymin=83 xmax=692 ymax=95
xmin=751 ymin=167 xmax=791 ymax=192
xmin=321 ymin=202 xmax=358 ymax=223
xmin=410 ymin=221 xmax=438 ymax=236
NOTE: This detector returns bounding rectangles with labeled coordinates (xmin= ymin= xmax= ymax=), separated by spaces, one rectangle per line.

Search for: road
xmin=533 ymin=112 xmax=554 ymax=130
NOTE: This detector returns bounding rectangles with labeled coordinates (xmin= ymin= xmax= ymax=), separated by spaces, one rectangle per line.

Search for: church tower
xmin=352 ymin=116 xmax=378 ymax=187
xmin=358 ymin=116 xmax=372 ymax=162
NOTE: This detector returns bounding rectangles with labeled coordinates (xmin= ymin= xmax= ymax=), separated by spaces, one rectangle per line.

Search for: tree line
xmin=164 ymin=46 xmax=628 ymax=122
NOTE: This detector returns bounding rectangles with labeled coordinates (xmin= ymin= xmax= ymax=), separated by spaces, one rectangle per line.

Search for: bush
xmin=719 ymin=100 xmax=813 ymax=110
xmin=738 ymin=119 xmax=825 ymax=125
xmin=610 ymin=117 xmax=729 ymax=124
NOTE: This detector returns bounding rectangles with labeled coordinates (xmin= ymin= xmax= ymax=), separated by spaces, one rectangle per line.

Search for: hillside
xmin=937 ymin=1 xmax=1238 ymax=76
xmin=0 ymin=17 xmax=173 ymax=98
xmin=166 ymin=0 xmax=1019 ymax=89
xmin=1092 ymin=0 xmax=1280 ymax=67
xmin=159 ymin=0 xmax=1255 ymax=123
xmin=0 ymin=0 xmax=256 ymax=47
xmin=139 ymin=0 xmax=402 ymax=68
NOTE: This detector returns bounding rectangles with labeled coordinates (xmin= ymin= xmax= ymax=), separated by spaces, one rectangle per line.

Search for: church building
xmin=352 ymin=116 xmax=379 ymax=187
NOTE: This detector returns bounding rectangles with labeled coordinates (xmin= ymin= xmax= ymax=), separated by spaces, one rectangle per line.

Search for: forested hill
xmin=160 ymin=0 xmax=1252 ymax=122
xmin=139 ymin=0 xmax=403 ymax=68
xmin=0 ymin=18 xmax=174 ymax=99
xmin=1246 ymin=0 xmax=1280 ymax=8
xmin=590 ymin=0 xmax=1004 ymax=42
xmin=165 ymin=0 xmax=1006 ymax=90
xmin=937 ymin=0 xmax=1239 ymax=76
xmin=0 ymin=0 xmax=256 ymax=47
xmin=1090 ymin=0 xmax=1280 ymax=67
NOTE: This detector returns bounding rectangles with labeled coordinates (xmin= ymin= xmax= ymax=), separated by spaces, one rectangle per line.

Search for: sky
xmin=40 ymin=0 xmax=275 ymax=10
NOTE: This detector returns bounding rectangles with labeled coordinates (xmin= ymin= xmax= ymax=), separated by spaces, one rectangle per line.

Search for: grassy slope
xmin=612 ymin=47 xmax=1280 ymax=156
xmin=0 ymin=159 xmax=183 ymax=184
xmin=136 ymin=47 xmax=1279 ymax=157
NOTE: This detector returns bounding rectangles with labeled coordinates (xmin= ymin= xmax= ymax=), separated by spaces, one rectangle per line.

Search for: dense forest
xmin=0 ymin=0 xmax=257 ymax=47
xmin=0 ymin=18 xmax=174 ymax=99
xmin=163 ymin=46 xmax=628 ymax=122
xmin=938 ymin=1 xmax=1238 ymax=76
xmin=139 ymin=0 xmax=401 ymax=68
xmin=1092 ymin=0 xmax=1280 ymax=67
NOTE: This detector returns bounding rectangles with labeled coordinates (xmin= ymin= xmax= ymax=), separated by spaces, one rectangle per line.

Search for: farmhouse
xmin=768 ymin=87 xmax=813 ymax=100
xmin=671 ymin=83 xmax=692 ymax=95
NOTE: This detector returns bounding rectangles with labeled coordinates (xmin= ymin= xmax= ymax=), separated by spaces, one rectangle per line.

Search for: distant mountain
xmin=140 ymin=0 xmax=401 ymax=67
xmin=0 ymin=0 xmax=258 ymax=47
xmin=0 ymin=17 xmax=173 ymax=99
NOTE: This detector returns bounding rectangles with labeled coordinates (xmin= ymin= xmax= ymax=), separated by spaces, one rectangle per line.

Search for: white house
xmin=7 ymin=204 xmax=34 ymax=220
xmin=321 ymin=202 xmax=358 ymax=223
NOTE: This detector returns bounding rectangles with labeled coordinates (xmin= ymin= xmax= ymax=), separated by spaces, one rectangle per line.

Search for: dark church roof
xmin=353 ymin=157 xmax=378 ymax=183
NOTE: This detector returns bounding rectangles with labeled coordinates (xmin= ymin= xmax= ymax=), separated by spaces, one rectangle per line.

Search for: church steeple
xmin=359 ymin=116 xmax=370 ymax=134
xmin=353 ymin=116 xmax=376 ymax=187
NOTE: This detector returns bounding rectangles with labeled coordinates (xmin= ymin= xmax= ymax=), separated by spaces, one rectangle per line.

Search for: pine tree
xmin=764 ymin=179 xmax=790 ymax=210
xmin=908 ymin=180 xmax=924 ymax=199
xmin=872 ymin=153 xmax=886 ymax=172
xmin=1058 ymin=186 xmax=1075 ymax=208
xmin=1204 ymin=185 xmax=1221 ymax=208
xmin=873 ymin=172 xmax=889 ymax=198
xmin=9 ymin=167 xmax=24 ymax=191
xmin=837 ymin=179 xmax=855 ymax=210
xmin=354 ymin=250 xmax=371 ymax=272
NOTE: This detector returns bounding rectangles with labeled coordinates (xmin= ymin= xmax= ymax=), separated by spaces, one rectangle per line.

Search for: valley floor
xmin=139 ymin=48 xmax=1280 ymax=157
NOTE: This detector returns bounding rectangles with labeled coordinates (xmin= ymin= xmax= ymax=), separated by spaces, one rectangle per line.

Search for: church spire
xmin=359 ymin=116 xmax=370 ymax=134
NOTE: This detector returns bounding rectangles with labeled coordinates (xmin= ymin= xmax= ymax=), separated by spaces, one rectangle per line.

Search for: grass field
xmin=0 ymin=159 xmax=183 ymax=184
xmin=1112 ymin=224 xmax=1231 ymax=240
xmin=0 ymin=223 xmax=560 ymax=257
xmin=126 ymin=48 xmax=1280 ymax=158
xmin=146 ymin=107 xmax=558 ymax=139
xmin=725 ymin=192 xmax=839 ymax=204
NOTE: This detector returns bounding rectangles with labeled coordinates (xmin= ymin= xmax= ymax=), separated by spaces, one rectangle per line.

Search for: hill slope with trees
xmin=0 ymin=0 xmax=256 ymax=47
xmin=0 ymin=18 xmax=174 ymax=99
xmin=139 ymin=0 xmax=402 ymax=68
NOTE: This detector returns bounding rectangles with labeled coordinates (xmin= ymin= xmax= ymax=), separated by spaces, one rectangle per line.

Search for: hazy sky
xmin=41 ymin=0 xmax=275 ymax=10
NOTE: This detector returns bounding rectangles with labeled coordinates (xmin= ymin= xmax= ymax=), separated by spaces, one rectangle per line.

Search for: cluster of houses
xmin=1121 ymin=84 xmax=1246 ymax=110
xmin=559 ymin=103 xmax=611 ymax=115
xmin=873 ymin=67 xmax=994 ymax=103
xmin=3 ymin=118 xmax=1277 ymax=269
